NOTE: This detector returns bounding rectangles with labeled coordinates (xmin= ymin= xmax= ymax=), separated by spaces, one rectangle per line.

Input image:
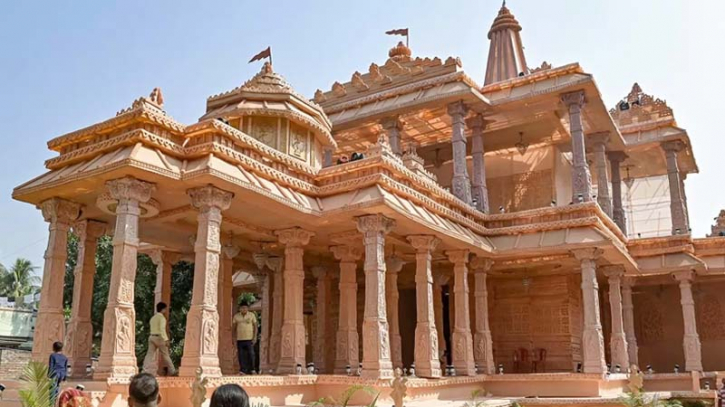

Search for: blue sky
xmin=1 ymin=0 xmax=723 ymax=271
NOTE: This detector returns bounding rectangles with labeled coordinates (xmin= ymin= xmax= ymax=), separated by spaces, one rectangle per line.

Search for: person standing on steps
xmin=232 ymin=302 xmax=258 ymax=375
xmin=142 ymin=302 xmax=176 ymax=376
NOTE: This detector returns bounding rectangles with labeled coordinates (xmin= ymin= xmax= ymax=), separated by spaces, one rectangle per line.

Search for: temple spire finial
xmin=484 ymin=2 xmax=528 ymax=85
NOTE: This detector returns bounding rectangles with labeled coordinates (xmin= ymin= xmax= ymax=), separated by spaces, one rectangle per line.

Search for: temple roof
xmin=202 ymin=62 xmax=335 ymax=147
xmin=484 ymin=2 xmax=529 ymax=85
xmin=610 ymin=83 xmax=675 ymax=129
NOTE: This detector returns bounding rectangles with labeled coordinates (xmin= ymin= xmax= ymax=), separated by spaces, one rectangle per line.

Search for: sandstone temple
xmin=9 ymin=3 xmax=725 ymax=407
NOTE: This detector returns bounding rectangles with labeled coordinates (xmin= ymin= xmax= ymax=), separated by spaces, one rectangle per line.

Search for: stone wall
xmin=0 ymin=348 xmax=31 ymax=379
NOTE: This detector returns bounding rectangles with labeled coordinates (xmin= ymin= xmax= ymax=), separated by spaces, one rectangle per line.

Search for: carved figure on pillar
xmin=602 ymin=266 xmax=630 ymax=370
xmin=331 ymin=245 xmax=362 ymax=374
xmin=471 ymin=256 xmax=495 ymax=375
xmin=66 ymin=220 xmax=105 ymax=377
xmin=561 ymin=91 xmax=593 ymax=203
xmin=661 ymin=141 xmax=690 ymax=234
xmin=252 ymin=252 xmax=273 ymax=374
xmin=96 ymin=177 xmax=155 ymax=379
xmin=447 ymin=101 xmax=473 ymax=205
xmin=381 ymin=116 xmax=404 ymax=156
xmin=408 ymin=235 xmax=442 ymax=378
xmin=466 ymin=115 xmax=491 ymax=213
xmin=589 ymin=133 xmax=612 ymax=217
xmin=673 ymin=271 xmax=703 ymax=372
xmin=433 ymin=271 xmax=450 ymax=362
xmin=274 ymin=227 xmax=314 ymax=374
xmin=356 ymin=214 xmax=396 ymax=379
xmin=267 ymin=256 xmax=284 ymax=372
xmin=179 ymin=185 xmax=233 ymax=378
xmin=608 ymin=151 xmax=629 ymax=235
xmin=445 ymin=250 xmax=476 ymax=376
xmin=572 ymin=248 xmax=607 ymax=374
xmin=621 ymin=277 xmax=639 ymax=366
xmin=219 ymin=244 xmax=240 ymax=375
xmin=312 ymin=266 xmax=332 ymax=373
xmin=386 ymin=254 xmax=405 ymax=369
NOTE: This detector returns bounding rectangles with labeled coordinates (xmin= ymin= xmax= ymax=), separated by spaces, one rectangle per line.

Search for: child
xmin=48 ymin=341 xmax=68 ymax=400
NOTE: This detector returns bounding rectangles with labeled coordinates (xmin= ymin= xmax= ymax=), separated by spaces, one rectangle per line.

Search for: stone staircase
xmin=0 ymin=380 xmax=108 ymax=407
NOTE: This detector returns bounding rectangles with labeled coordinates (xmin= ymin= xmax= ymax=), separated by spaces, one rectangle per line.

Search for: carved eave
xmin=627 ymin=235 xmax=705 ymax=276
xmin=619 ymin=124 xmax=698 ymax=178
xmin=692 ymin=237 xmax=725 ymax=274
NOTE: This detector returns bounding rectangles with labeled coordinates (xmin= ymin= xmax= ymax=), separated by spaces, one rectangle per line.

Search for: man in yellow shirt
xmin=232 ymin=302 xmax=258 ymax=374
xmin=142 ymin=302 xmax=176 ymax=376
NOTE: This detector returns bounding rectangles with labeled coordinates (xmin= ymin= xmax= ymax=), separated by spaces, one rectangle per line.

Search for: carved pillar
xmin=255 ymin=253 xmax=273 ymax=374
xmin=267 ymin=256 xmax=284 ymax=372
xmin=408 ymin=236 xmax=442 ymax=378
xmin=312 ymin=266 xmax=332 ymax=373
xmin=179 ymin=185 xmax=233 ymax=378
xmin=275 ymin=228 xmax=314 ymax=374
xmin=385 ymin=255 xmax=404 ymax=369
xmin=356 ymin=214 xmax=395 ymax=379
xmin=433 ymin=272 xmax=449 ymax=360
xmin=681 ymin=172 xmax=691 ymax=227
xmin=218 ymin=245 xmax=239 ymax=375
xmin=621 ymin=277 xmax=639 ymax=366
xmin=148 ymin=251 xmax=173 ymax=316
xmin=447 ymin=101 xmax=472 ymax=204
xmin=467 ymin=115 xmax=491 ymax=213
xmin=96 ymin=178 xmax=154 ymax=379
xmin=673 ymin=271 xmax=702 ymax=371
xmin=331 ymin=245 xmax=362 ymax=374
xmin=590 ymin=133 xmax=612 ymax=217
xmin=602 ymin=266 xmax=629 ymax=370
xmin=446 ymin=250 xmax=475 ymax=376
xmin=381 ymin=116 xmax=403 ymax=156
xmin=32 ymin=198 xmax=80 ymax=362
xmin=323 ymin=147 xmax=333 ymax=168
xmin=66 ymin=220 xmax=104 ymax=376
xmin=561 ymin=90 xmax=593 ymax=203
xmin=471 ymin=257 xmax=495 ymax=375
xmin=608 ymin=152 xmax=628 ymax=235
xmin=662 ymin=141 xmax=689 ymax=234
xmin=572 ymin=248 xmax=606 ymax=374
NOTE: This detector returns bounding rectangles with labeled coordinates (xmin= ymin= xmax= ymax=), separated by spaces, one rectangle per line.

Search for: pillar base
xmin=31 ymin=311 xmax=65 ymax=363
xmin=683 ymin=334 xmax=703 ymax=372
xmin=66 ymin=320 xmax=93 ymax=378
xmin=582 ymin=330 xmax=607 ymax=374
xmin=178 ymin=361 xmax=221 ymax=378
xmin=451 ymin=330 xmax=476 ymax=376
xmin=474 ymin=331 xmax=495 ymax=375
xmin=277 ymin=323 xmax=306 ymax=374
xmin=334 ymin=329 xmax=359 ymax=374
xmin=609 ymin=333 xmax=629 ymax=370
xmin=414 ymin=323 xmax=441 ymax=378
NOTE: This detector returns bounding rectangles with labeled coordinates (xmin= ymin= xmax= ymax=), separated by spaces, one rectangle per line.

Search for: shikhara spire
xmin=484 ymin=1 xmax=528 ymax=85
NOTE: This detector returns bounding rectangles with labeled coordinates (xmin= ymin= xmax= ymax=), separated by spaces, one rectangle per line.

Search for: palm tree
xmin=8 ymin=258 xmax=40 ymax=304
xmin=0 ymin=262 xmax=10 ymax=296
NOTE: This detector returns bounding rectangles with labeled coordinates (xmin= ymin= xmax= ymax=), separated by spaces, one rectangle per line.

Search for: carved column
xmin=590 ymin=133 xmax=612 ymax=217
xmin=381 ymin=116 xmax=403 ymax=156
xmin=621 ymin=277 xmax=639 ymax=366
xmin=148 ymin=251 xmax=173 ymax=317
xmin=602 ymin=266 xmax=629 ymax=370
xmin=433 ymin=272 xmax=449 ymax=360
xmin=219 ymin=245 xmax=239 ymax=375
xmin=96 ymin=177 xmax=155 ymax=379
xmin=267 ymin=256 xmax=284 ymax=372
xmin=313 ymin=266 xmax=332 ymax=373
xmin=561 ymin=90 xmax=593 ymax=203
xmin=446 ymin=250 xmax=475 ymax=376
xmin=467 ymin=115 xmax=491 ymax=213
xmin=275 ymin=228 xmax=314 ymax=374
xmin=255 ymin=254 xmax=273 ymax=374
xmin=573 ymin=248 xmax=607 ymax=374
xmin=673 ymin=271 xmax=702 ymax=371
xmin=386 ymin=255 xmax=404 ymax=369
xmin=331 ymin=245 xmax=362 ymax=373
xmin=471 ymin=257 xmax=495 ymax=375
xmin=662 ymin=141 xmax=689 ymax=234
xmin=179 ymin=185 xmax=233 ymax=377
xmin=323 ymin=147 xmax=333 ymax=168
xmin=356 ymin=214 xmax=395 ymax=379
xmin=32 ymin=198 xmax=80 ymax=362
xmin=447 ymin=101 xmax=472 ymax=204
xmin=66 ymin=220 xmax=104 ymax=376
xmin=681 ymin=172 xmax=691 ymax=227
xmin=608 ymin=152 xmax=628 ymax=235
xmin=408 ymin=236 xmax=442 ymax=378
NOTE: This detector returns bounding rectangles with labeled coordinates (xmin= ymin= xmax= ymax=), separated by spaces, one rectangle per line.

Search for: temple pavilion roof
xmin=202 ymin=62 xmax=336 ymax=148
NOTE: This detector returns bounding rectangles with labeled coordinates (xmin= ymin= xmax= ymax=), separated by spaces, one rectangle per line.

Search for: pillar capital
xmin=465 ymin=114 xmax=492 ymax=132
xmin=385 ymin=255 xmax=405 ymax=274
xmin=188 ymin=185 xmax=233 ymax=211
xmin=447 ymin=100 xmax=468 ymax=118
xmin=331 ymin=245 xmax=362 ymax=262
xmin=607 ymin=151 xmax=628 ymax=164
xmin=252 ymin=252 xmax=269 ymax=271
xmin=602 ymin=265 xmax=625 ymax=279
xmin=446 ymin=249 xmax=470 ymax=265
xmin=571 ymin=248 xmax=604 ymax=262
xmin=312 ymin=265 xmax=329 ymax=280
xmin=561 ymin=90 xmax=586 ymax=108
xmin=266 ymin=256 xmax=283 ymax=273
xmin=275 ymin=227 xmax=314 ymax=247
xmin=72 ymin=219 xmax=106 ymax=240
xmin=588 ymin=132 xmax=610 ymax=149
xmin=222 ymin=245 xmax=241 ymax=260
xmin=407 ymin=235 xmax=440 ymax=253
xmin=107 ymin=176 xmax=155 ymax=203
xmin=380 ymin=115 xmax=404 ymax=131
xmin=661 ymin=140 xmax=686 ymax=154
xmin=40 ymin=198 xmax=81 ymax=225
xmin=672 ymin=269 xmax=695 ymax=282
xmin=470 ymin=257 xmax=494 ymax=273
xmin=434 ymin=270 xmax=451 ymax=286
xmin=356 ymin=214 xmax=395 ymax=234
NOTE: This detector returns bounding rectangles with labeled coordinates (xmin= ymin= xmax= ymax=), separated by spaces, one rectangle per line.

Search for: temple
xmin=10 ymin=3 xmax=725 ymax=407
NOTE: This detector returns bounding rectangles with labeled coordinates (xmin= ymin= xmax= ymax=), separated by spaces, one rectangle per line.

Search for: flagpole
xmin=269 ymin=47 xmax=273 ymax=66
xmin=406 ymin=32 xmax=409 ymax=48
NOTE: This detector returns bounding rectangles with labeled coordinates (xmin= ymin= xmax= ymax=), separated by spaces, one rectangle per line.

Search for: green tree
xmin=3 ymin=258 xmax=40 ymax=306
xmin=0 ymin=262 xmax=10 ymax=296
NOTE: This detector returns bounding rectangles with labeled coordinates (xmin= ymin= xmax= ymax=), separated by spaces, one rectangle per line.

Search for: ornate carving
xmin=610 ymin=83 xmax=674 ymax=126
xmin=188 ymin=185 xmax=233 ymax=211
xmin=696 ymin=296 xmax=725 ymax=340
xmin=356 ymin=214 xmax=395 ymax=234
xmin=561 ymin=90 xmax=586 ymax=108
xmin=275 ymin=227 xmax=314 ymax=247
xmin=408 ymin=235 xmax=440 ymax=252
xmin=106 ymin=177 xmax=155 ymax=203
xmin=190 ymin=367 xmax=209 ymax=407
xmin=39 ymin=198 xmax=81 ymax=225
